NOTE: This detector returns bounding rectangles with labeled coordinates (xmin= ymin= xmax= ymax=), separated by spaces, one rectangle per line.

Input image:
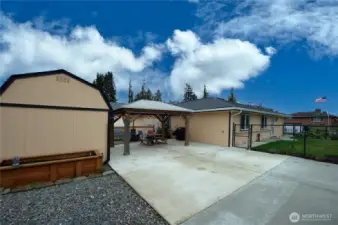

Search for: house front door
xmin=271 ymin=118 xmax=275 ymax=136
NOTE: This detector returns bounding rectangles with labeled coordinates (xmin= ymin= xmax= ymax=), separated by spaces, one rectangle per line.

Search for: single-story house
xmin=171 ymin=98 xmax=288 ymax=147
xmin=0 ymin=69 xmax=112 ymax=163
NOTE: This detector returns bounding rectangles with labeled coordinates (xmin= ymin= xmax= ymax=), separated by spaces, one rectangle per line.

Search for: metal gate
xmin=232 ymin=123 xmax=252 ymax=149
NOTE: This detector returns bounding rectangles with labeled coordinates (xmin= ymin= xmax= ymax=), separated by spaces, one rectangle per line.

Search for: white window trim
xmin=261 ymin=115 xmax=268 ymax=129
xmin=241 ymin=114 xmax=250 ymax=131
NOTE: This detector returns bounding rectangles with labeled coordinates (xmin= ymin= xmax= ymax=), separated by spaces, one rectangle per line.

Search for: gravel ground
xmin=0 ymin=171 xmax=168 ymax=225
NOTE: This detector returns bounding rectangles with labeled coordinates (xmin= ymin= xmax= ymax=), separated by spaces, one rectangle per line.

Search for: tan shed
xmin=0 ymin=69 xmax=112 ymax=163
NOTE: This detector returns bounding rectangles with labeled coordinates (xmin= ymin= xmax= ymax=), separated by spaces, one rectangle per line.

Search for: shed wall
xmin=0 ymin=107 xmax=108 ymax=161
xmin=1 ymin=73 xmax=108 ymax=109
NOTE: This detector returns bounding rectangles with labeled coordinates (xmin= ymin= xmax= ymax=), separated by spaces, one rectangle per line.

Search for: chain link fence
xmin=232 ymin=123 xmax=338 ymax=164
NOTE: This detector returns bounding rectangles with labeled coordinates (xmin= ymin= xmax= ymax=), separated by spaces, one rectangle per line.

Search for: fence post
xmin=247 ymin=126 xmax=250 ymax=150
xmin=232 ymin=123 xmax=236 ymax=147
xmin=249 ymin=125 xmax=253 ymax=150
xmin=247 ymin=125 xmax=251 ymax=150
xmin=303 ymin=128 xmax=307 ymax=157
xmin=325 ymin=126 xmax=328 ymax=139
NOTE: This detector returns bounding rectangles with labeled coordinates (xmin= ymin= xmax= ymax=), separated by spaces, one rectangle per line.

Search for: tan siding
xmin=114 ymin=116 xmax=160 ymax=134
xmin=171 ymin=116 xmax=185 ymax=129
xmin=115 ymin=115 xmax=161 ymax=128
xmin=171 ymin=112 xmax=229 ymax=146
xmin=1 ymin=73 xmax=108 ymax=109
xmin=274 ymin=117 xmax=284 ymax=137
xmin=233 ymin=113 xmax=285 ymax=146
xmin=0 ymin=107 xmax=108 ymax=161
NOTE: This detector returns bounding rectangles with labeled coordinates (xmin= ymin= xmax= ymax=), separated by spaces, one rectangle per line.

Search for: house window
xmin=240 ymin=114 xmax=250 ymax=130
xmin=261 ymin=115 xmax=267 ymax=128
xmin=312 ymin=117 xmax=324 ymax=122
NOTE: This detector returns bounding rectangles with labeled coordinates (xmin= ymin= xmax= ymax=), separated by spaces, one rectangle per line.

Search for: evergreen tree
xmin=145 ymin=88 xmax=153 ymax=100
xmin=134 ymin=80 xmax=147 ymax=101
xmin=153 ymin=89 xmax=162 ymax=101
xmin=93 ymin=71 xmax=117 ymax=102
xmin=183 ymin=83 xmax=197 ymax=102
xmin=93 ymin=73 xmax=104 ymax=90
xmin=203 ymin=84 xmax=208 ymax=99
xmin=128 ymin=79 xmax=133 ymax=103
xmin=228 ymin=88 xmax=237 ymax=103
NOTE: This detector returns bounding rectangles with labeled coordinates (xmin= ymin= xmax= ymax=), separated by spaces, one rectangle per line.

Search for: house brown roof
xmin=174 ymin=97 xmax=287 ymax=116
xmin=291 ymin=110 xmax=337 ymax=118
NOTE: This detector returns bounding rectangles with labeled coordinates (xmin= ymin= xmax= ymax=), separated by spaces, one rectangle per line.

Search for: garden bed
xmin=0 ymin=151 xmax=102 ymax=188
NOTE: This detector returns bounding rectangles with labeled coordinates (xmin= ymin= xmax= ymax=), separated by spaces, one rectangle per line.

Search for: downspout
xmin=230 ymin=110 xmax=242 ymax=147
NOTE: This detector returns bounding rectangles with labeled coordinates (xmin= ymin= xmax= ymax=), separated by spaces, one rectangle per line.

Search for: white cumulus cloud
xmin=265 ymin=46 xmax=277 ymax=56
xmin=196 ymin=0 xmax=338 ymax=57
xmin=0 ymin=13 xmax=164 ymax=93
xmin=167 ymin=30 xmax=272 ymax=98
xmin=0 ymin=13 xmax=275 ymax=101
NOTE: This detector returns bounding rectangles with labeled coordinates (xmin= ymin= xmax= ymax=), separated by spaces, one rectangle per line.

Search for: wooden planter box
xmin=0 ymin=151 xmax=103 ymax=188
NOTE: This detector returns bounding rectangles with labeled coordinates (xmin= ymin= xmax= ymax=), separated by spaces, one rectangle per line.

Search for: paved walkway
xmin=183 ymin=157 xmax=338 ymax=225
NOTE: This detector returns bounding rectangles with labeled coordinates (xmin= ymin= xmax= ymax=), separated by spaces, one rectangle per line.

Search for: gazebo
xmin=111 ymin=100 xmax=192 ymax=155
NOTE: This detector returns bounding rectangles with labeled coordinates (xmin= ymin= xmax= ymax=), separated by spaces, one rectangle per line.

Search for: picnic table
xmin=140 ymin=134 xmax=167 ymax=145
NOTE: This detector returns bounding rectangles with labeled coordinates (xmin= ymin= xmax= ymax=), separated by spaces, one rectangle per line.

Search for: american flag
xmin=315 ymin=96 xmax=327 ymax=103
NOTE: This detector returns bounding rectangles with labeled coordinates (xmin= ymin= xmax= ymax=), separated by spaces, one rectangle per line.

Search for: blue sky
xmin=0 ymin=0 xmax=337 ymax=114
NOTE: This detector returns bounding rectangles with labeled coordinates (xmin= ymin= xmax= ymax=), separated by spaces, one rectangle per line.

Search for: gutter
xmin=194 ymin=107 xmax=288 ymax=118
xmin=231 ymin=109 xmax=242 ymax=117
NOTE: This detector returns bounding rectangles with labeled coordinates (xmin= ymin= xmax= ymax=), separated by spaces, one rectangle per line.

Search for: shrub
xmin=293 ymin=133 xmax=303 ymax=139
xmin=331 ymin=135 xmax=338 ymax=141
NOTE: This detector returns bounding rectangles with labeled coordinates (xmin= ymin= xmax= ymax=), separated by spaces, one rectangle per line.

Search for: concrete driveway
xmin=109 ymin=140 xmax=288 ymax=224
xmin=183 ymin=157 xmax=338 ymax=225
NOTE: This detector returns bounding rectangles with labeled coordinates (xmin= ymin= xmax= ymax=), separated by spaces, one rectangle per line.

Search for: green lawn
xmin=253 ymin=138 xmax=338 ymax=160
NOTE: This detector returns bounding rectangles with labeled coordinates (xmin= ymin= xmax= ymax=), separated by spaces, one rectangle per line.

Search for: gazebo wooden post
xmin=161 ymin=121 xmax=165 ymax=138
xmin=122 ymin=114 xmax=131 ymax=155
xmin=184 ymin=115 xmax=190 ymax=146
xmin=167 ymin=115 xmax=173 ymax=139
xmin=111 ymin=120 xmax=114 ymax=148
xmin=161 ymin=115 xmax=167 ymax=138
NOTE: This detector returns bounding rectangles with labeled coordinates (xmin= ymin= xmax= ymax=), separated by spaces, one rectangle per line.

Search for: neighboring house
xmin=284 ymin=109 xmax=338 ymax=126
xmin=171 ymin=98 xmax=288 ymax=147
